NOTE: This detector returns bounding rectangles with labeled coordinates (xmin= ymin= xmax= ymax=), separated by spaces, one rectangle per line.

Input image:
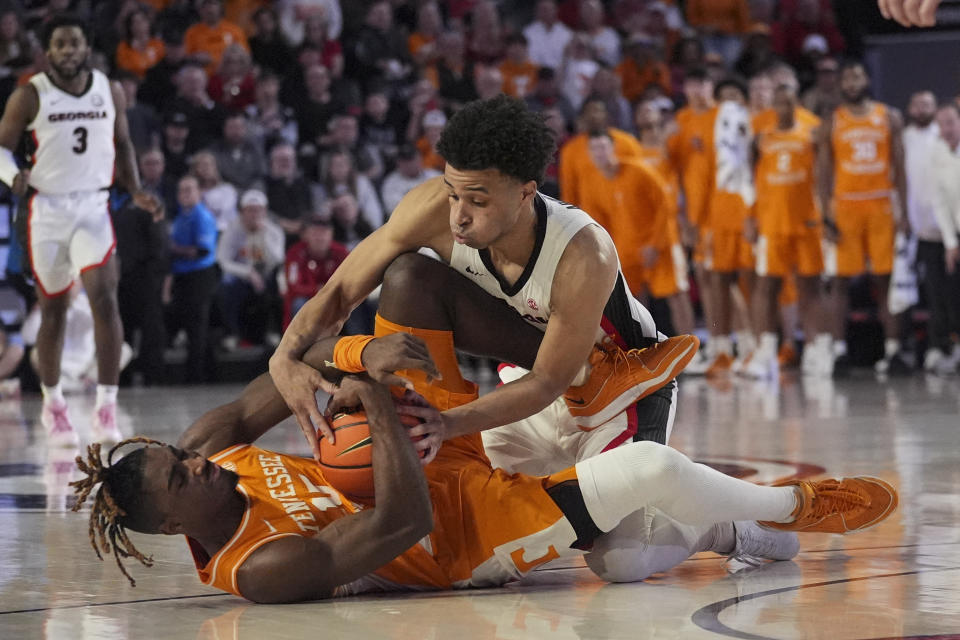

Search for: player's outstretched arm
xmin=0 ymin=85 xmax=38 ymax=196
xmin=269 ymin=177 xmax=449 ymax=459
xmin=236 ymin=378 xmax=433 ymax=603
xmin=177 ymin=333 xmax=438 ymax=459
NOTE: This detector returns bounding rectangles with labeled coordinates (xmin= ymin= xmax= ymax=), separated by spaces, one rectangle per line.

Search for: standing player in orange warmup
xmin=70 ymin=332 xmax=897 ymax=602
xmin=746 ymin=80 xmax=831 ymax=379
xmin=700 ymin=77 xmax=757 ymax=377
xmin=668 ymin=67 xmax=715 ymax=373
xmin=635 ymin=101 xmax=696 ymax=336
xmin=816 ymin=60 xmax=909 ymax=376
xmin=558 ymin=99 xmax=642 ymax=209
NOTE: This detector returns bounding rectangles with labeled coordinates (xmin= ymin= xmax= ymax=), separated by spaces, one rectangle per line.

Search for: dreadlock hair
xmin=436 ymin=94 xmax=557 ymax=187
xmin=70 ymin=437 xmax=166 ymax=587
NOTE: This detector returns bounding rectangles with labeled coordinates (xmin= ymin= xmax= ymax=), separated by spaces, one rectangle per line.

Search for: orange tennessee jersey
xmin=668 ymin=107 xmax=713 ymax=228
xmin=578 ymin=159 xmax=671 ymax=282
xmin=559 ymin=129 xmax=642 ymax=208
xmin=705 ymin=104 xmax=752 ymax=233
xmin=754 ymin=115 xmax=821 ymax=235
xmin=752 ymin=106 xmax=819 ymax=136
xmin=831 ymin=102 xmax=894 ymax=201
xmin=638 ymin=144 xmax=681 ymax=243
xmin=189 ymin=438 xmax=570 ymax=599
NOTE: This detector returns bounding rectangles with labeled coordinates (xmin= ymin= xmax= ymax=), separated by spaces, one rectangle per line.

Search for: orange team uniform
xmin=578 ymin=159 xmax=682 ymax=298
xmin=637 ymin=143 xmax=690 ymax=291
xmin=189 ymin=434 xmax=587 ymax=598
xmin=499 ymin=60 xmax=539 ymax=98
xmin=830 ymin=102 xmax=896 ymax=276
xmin=417 ymin=136 xmax=446 ymax=172
xmin=184 ymin=19 xmax=250 ymax=74
xmin=753 ymin=108 xmax=824 ymax=278
xmin=668 ymin=107 xmax=714 ymax=265
xmin=703 ymin=105 xmax=754 ymax=273
xmin=115 ymin=39 xmax=166 ymax=79
xmin=558 ymin=129 xmax=642 ymax=209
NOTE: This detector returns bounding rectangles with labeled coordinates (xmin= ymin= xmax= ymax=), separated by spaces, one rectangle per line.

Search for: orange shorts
xmin=704 ymin=228 xmax=754 ymax=273
xmin=756 ymin=231 xmax=824 ymax=278
xmin=622 ymin=243 xmax=690 ymax=298
xmin=834 ymin=199 xmax=894 ymax=277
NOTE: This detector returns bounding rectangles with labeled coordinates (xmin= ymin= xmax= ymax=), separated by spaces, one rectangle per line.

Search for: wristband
xmin=332 ymin=335 xmax=375 ymax=373
xmin=0 ymin=148 xmax=19 ymax=187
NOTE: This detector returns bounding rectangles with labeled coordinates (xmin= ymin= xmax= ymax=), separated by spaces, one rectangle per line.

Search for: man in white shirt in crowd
xmin=380 ymin=144 xmax=440 ymax=213
xmin=929 ymin=102 xmax=960 ymax=374
xmin=902 ymin=91 xmax=953 ymax=373
xmin=217 ymin=189 xmax=285 ymax=349
xmin=523 ymin=0 xmax=572 ymax=70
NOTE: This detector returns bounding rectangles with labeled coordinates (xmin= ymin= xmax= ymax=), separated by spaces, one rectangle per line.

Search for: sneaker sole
xmin=570 ymin=336 xmax=699 ymax=428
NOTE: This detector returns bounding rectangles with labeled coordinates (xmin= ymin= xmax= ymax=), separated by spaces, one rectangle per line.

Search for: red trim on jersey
xmin=29 ymin=130 xmax=38 ymax=166
xmin=600 ymin=316 xmax=627 ymax=349
xmin=79 ymin=201 xmax=117 ymax=274
xmin=26 ymin=192 xmax=71 ymax=298
xmin=601 ymin=403 xmax=639 ymax=452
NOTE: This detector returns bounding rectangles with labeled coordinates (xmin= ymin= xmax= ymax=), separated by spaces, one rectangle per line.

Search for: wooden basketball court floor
xmin=1 ymin=373 xmax=959 ymax=639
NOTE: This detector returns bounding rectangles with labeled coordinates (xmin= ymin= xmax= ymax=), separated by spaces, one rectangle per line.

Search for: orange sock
xmin=374 ymin=314 xmax=478 ymax=410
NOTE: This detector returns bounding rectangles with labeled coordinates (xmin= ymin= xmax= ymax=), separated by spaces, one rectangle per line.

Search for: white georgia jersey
xmin=448 ymin=193 xmax=659 ymax=348
xmin=26 ymin=69 xmax=116 ymax=194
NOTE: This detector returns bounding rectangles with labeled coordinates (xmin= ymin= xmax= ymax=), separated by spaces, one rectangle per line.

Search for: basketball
xmin=318 ymin=410 xmax=423 ymax=500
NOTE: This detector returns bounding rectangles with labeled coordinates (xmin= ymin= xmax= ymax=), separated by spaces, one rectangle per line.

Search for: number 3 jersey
xmin=26 ymin=70 xmax=116 ymax=195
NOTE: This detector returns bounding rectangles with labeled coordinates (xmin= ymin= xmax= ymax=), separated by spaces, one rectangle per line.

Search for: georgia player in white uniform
xmin=0 ymin=16 xmax=161 ymax=446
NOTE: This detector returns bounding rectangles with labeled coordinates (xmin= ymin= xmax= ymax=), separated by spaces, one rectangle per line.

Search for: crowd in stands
xmin=0 ymin=0 xmax=957 ymax=387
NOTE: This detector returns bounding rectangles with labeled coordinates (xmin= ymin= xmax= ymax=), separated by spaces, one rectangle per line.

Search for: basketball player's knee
xmin=632 ymin=441 xmax=687 ymax=486
xmin=87 ymin=289 xmax=119 ymax=319
xmin=585 ymin=540 xmax=659 ymax=583
xmin=381 ymin=253 xmax=445 ymax=301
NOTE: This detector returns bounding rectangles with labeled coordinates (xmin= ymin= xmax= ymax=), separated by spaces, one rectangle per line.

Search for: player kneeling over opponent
xmin=71 ymin=335 xmax=898 ymax=602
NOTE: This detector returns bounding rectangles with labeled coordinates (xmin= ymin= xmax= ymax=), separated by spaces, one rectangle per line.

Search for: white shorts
xmin=24 ymin=189 xmax=115 ymax=296
xmin=482 ymin=364 xmax=679 ymax=476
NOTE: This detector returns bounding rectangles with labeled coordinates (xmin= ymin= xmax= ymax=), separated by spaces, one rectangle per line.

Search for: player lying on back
xmin=71 ymin=334 xmax=898 ymax=603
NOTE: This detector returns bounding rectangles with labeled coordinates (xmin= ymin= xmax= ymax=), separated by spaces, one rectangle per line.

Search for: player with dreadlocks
xmin=71 ymin=331 xmax=896 ymax=603
xmin=70 ymin=437 xmax=164 ymax=586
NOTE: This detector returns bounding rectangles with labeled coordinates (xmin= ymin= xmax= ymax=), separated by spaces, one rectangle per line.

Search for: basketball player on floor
xmin=747 ymin=79 xmax=831 ymax=379
xmin=70 ymin=333 xmax=898 ymax=600
xmin=269 ymin=95 xmax=698 ymax=468
xmin=0 ymin=16 xmax=162 ymax=446
xmin=816 ymin=61 xmax=908 ymax=376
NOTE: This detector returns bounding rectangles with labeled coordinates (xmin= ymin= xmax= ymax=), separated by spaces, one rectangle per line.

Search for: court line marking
xmin=0 ymin=592 xmax=233 ymax=616
xmin=691 ymin=565 xmax=960 ymax=640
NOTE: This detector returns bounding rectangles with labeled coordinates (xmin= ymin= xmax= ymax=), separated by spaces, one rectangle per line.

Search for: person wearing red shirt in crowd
xmin=283 ymin=216 xmax=349 ymax=329
xmin=207 ymin=44 xmax=256 ymax=112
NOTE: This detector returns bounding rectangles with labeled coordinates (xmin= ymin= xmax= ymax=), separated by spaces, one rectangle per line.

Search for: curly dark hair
xmin=42 ymin=14 xmax=90 ymax=50
xmin=437 ymin=95 xmax=557 ymax=186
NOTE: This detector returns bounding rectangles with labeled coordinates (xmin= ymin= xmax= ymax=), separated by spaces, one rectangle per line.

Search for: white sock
xmin=814 ymin=333 xmax=833 ymax=349
xmin=96 ymin=384 xmax=118 ymax=409
xmin=713 ymin=335 xmax=733 ymax=356
xmin=833 ymin=339 xmax=848 ymax=357
xmin=759 ymin=332 xmax=778 ymax=355
xmin=884 ymin=338 xmax=900 ymax=359
xmin=736 ymin=330 xmax=756 ymax=355
xmin=575 ymin=442 xmax=798 ymax=531
xmin=42 ymin=383 xmax=65 ymax=406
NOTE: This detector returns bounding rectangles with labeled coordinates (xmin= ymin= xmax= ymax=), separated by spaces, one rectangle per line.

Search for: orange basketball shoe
xmin=705 ymin=352 xmax=734 ymax=378
xmin=759 ymin=477 xmax=898 ymax=534
xmin=564 ymin=335 xmax=700 ymax=428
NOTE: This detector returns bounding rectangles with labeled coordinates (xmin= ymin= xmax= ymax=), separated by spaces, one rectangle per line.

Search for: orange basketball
xmin=318 ymin=410 xmax=423 ymax=500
